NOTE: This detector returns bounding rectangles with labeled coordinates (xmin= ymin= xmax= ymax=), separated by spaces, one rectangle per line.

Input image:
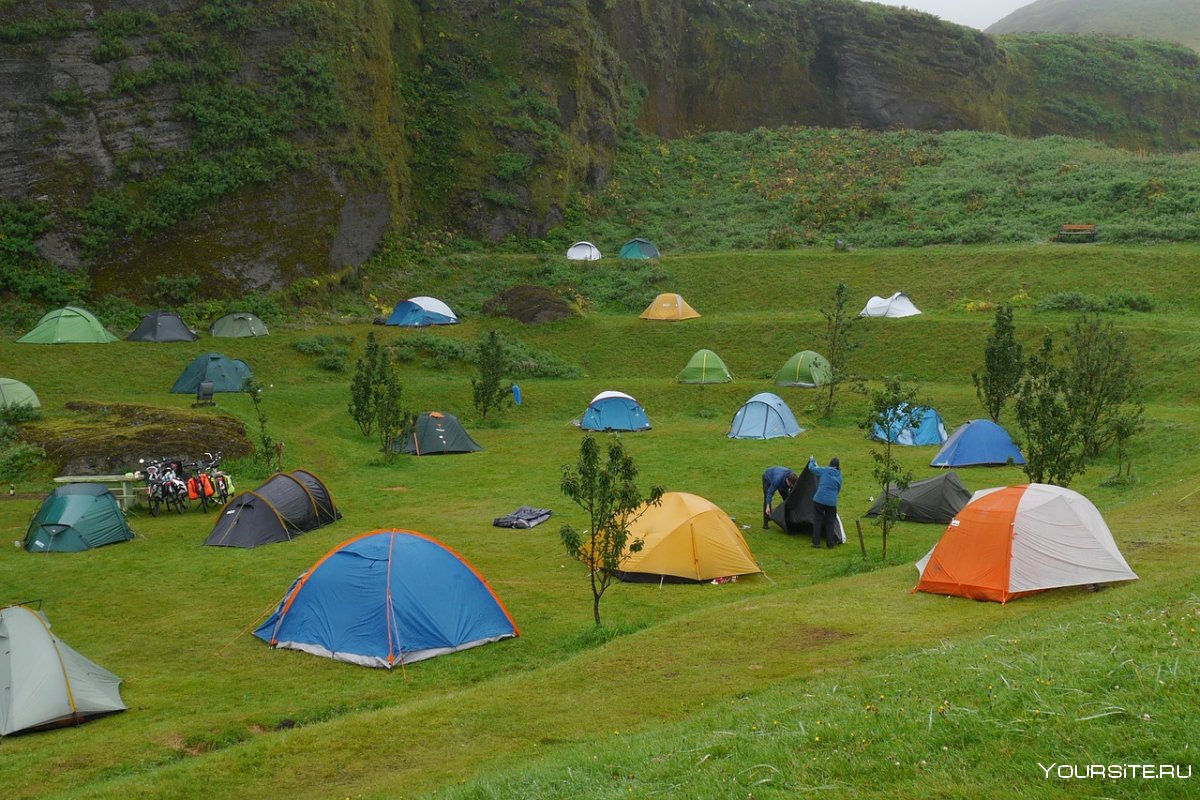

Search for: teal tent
xmin=24 ymin=484 xmax=133 ymax=553
xmin=171 ymin=353 xmax=252 ymax=393
xmin=619 ymin=238 xmax=660 ymax=259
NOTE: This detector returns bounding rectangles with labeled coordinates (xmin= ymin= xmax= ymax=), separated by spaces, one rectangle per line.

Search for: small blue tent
xmin=728 ymin=392 xmax=803 ymax=439
xmin=255 ymin=530 xmax=518 ymax=668
xmin=170 ymin=352 xmax=252 ymax=393
xmin=580 ymin=391 xmax=651 ymax=432
xmin=871 ymin=403 xmax=948 ymax=446
xmin=931 ymin=419 xmax=1026 ymax=467
xmin=386 ymin=296 xmax=459 ymax=327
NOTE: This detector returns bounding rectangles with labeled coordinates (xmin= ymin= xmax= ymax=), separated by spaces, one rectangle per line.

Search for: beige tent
xmin=609 ymin=492 xmax=761 ymax=583
xmin=640 ymin=293 xmax=700 ymax=321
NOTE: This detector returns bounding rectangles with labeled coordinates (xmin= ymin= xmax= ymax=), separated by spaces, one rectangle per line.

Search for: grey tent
xmin=0 ymin=605 xmax=127 ymax=735
xmin=865 ymin=472 xmax=972 ymax=524
xmin=769 ymin=465 xmax=845 ymax=541
xmin=210 ymin=312 xmax=268 ymax=338
xmin=205 ymin=470 xmax=340 ymax=548
xmin=126 ymin=310 xmax=198 ymax=342
xmin=397 ymin=411 xmax=483 ymax=455
xmin=170 ymin=352 xmax=252 ymax=394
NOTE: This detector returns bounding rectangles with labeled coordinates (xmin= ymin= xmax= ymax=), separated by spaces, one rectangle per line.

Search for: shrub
xmin=0 ymin=444 xmax=46 ymax=481
xmin=316 ymin=354 xmax=347 ymax=372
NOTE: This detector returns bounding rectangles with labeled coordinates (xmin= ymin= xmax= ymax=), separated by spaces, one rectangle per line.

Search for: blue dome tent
xmin=931 ymin=419 xmax=1026 ymax=467
xmin=386 ymin=296 xmax=459 ymax=327
xmin=580 ymin=391 xmax=651 ymax=432
xmin=255 ymin=530 xmax=518 ymax=668
xmin=871 ymin=403 xmax=948 ymax=446
xmin=728 ymin=392 xmax=803 ymax=439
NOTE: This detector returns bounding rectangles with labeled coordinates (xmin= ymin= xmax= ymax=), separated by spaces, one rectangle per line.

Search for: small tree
xmin=820 ymin=282 xmax=856 ymax=417
xmin=242 ymin=378 xmax=281 ymax=472
xmin=472 ymin=329 xmax=512 ymax=422
xmin=348 ymin=331 xmax=382 ymax=436
xmin=972 ymin=304 xmax=1023 ymax=423
xmin=374 ymin=349 xmax=410 ymax=454
xmin=560 ymin=436 xmax=663 ymax=626
xmin=858 ymin=377 xmax=919 ymax=558
xmin=1062 ymin=312 xmax=1142 ymax=458
xmin=1014 ymin=333 xmax=1085 ymax=486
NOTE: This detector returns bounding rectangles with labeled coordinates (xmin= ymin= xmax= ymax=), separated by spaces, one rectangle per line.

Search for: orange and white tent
xmin=639 ymin=293 xmax=700 ymax=321
xmin=915 ymin=484 xmax=1137 ymax=603
xmin=608 ymin=492 xmax=761 ymax=583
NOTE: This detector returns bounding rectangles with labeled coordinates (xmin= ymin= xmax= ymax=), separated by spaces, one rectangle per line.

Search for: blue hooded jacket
xmin=808 ymin=457 xmax=843 ymax=506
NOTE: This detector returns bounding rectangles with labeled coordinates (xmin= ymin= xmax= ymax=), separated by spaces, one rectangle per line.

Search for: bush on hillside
xmin=1034 ymin=291 xmax=1155 ymax=313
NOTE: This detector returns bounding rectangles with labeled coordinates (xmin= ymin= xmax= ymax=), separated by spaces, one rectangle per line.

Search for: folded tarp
xmin=493 ymin=507 xmax=553 ymax=529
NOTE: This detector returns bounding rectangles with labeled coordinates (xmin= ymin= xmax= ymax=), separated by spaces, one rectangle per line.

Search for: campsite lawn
xmin=0 ymin=244 xmax=1197 ymax=798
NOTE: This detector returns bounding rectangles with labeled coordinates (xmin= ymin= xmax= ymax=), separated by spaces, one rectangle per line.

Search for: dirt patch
xmin=777 ymin=625 xmax=854 ymax=653
xmin=21 ymin=402 xmax=255 ymax=475
xmin=383 ymin=486 xmax=409 ymax=492
xmin=482 ymin=285 xmax=574 ymax=325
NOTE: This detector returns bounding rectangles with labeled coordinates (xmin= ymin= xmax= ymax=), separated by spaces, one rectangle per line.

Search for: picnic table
xmin=53 ymin=474 xmax=141 ymax=511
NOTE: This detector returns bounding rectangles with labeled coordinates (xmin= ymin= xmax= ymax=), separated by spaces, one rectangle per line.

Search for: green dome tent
xmin=170 ymin=353 xmax=252 ymax=394
xmin=397 ymin=411 xmax=483 ymax=455
xmin=17 ymin=307 xmax=117 ymax=344
xmin=0 ymin=378 xmax=40 ymax=410
xmin=127 ymin=310 xmax=197 ymax=342
xmin=774 ymin=350 xmax=832 ymax=388
xmin=677 ymin=349 xmax=732 ymax=384
xmin=210 ymin=312 xmax=268 ymax=338
xmin=619 ymin=238 xmax=661 ymax=259
xmin=24 ymin=484 xmax=134 ymax=553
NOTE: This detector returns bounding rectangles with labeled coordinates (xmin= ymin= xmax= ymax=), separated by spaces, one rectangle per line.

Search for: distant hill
xmin=988 ymin=0 xmax=1200 ymax=51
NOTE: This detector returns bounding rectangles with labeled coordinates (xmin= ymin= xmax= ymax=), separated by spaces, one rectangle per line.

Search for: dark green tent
xmin=397 ymin=411 xmax=482 ymax=455
xmin=619 ymin=238 xmax=661 ymax=259
xmin=865 ymin=472 xmax=972 ymax=524
xmin=127 ymin=310 xmax=198 ymax=342
xmin=25 ymin=484 xmax=133 ymax=552
xmin=210 ymin=312 xmax=268 ymax=338
xmin=171 ymin=353 xmax=252 ymax=393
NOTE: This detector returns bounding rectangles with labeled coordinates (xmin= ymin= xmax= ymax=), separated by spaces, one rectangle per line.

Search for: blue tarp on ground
xmin=871 ymin=403 xmax=948 ymax=446
xmin=931 ymin=418 xmax=1026 ymax=467
xmin=728 ymin=392 xmax=803 ymax=439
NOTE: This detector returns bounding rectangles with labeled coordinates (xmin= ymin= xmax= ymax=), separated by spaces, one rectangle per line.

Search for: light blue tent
xmin=580 ymin=391 xmax=651 ymax=432
xmin=871 ymin=403 xmax=948 ymax=446
xmin=931 ymin=419 xmax=1026 ymax=467
xmin=170 ymin=352 xmax=252 ymax=393
xmin=255 ymin=530 xmax=518 ymax=667
xmin=386 ymin=296 xmax=459 ymax=327
xmin=727 ymin=392 xmax=803 ymax=439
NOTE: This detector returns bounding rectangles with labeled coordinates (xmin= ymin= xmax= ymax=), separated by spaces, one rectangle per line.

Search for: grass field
xmin=0 ymin=244 xmax=1197 ymax=799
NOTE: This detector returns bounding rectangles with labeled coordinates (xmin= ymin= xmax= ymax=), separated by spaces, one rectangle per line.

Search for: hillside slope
xmin=988 ymin=0 xmax=1200 ymax=51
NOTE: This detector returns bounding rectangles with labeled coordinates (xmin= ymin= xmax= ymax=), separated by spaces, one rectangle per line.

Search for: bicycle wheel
xmin=148 ymin=492 xmax=161 ymax=517
xmin=215 ymin=476 xmax=229 ymax=505
xmin=197 ymin=486 xmax=209 ymax=513
xmin=171 ymin=491 xmax=186 ymax=514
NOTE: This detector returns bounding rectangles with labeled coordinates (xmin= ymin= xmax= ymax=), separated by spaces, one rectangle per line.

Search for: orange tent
xmin=639 ymin=293 xmax=700 ymax=321
xmin=915 ymin=484 xmax=1137 ymax=603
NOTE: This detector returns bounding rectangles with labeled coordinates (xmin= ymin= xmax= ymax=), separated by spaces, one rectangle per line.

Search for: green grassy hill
xmin=0 ymin=244 xmax=1196 ymax=798
xmin=988 ymin=0 xmax=1200 ymax=51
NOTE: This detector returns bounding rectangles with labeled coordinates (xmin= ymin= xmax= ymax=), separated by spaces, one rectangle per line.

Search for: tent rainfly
xmin=870 ymin=403 xmax=948 ymax=446
xmin=397 ymin=411 xmax=483 ymax=455
xmin=774 ymin=350 xmax=832 ymax=388
xmin=210 ymin=312 xmax=268 ymax=338
xmin=769 ymin=466 xmax=846 ymax=541
xmin=605 ymin=492 xmax=762 ymax=583
xmin=640 ymin=293 xmax=700 ymax=321
xmin=17 ymin=307 xmax=117 ymax=344
xmin=580 ymin=391 xmax=651 ymax=432
xmin=727 ymin=392 xmax=803 ymax=439
xmin=0 ymin=605 xmax=127 ymax=736
xmin=677 ymin=349 xmax=732 ymax=384
xmin=204 ymin=469 xmax=340 ymax=548
xmin=566 ymin=241 xmax=602 ymax=261
xmin=255 ymin=529 xmax=518 ymax=667
xmin=931 ymin=419 xmax=1026 ymax=467
xmin=170 ymin=352 xmax=252 ymax=394
xmin=127 ymin=310 xmax=198 ymax=342
xmin=865 ymin=472 xmax=972 ymax=524
xmin=24 ymin=484 xmax=134 ymax=553
xmin=386 ymin=296 xmax=459 ymax=327
xmin=915 ymin=484 xmax=1138 ymax=603
xmin=619 ymin=238 xmax=661 ymax=259
xmin=0 ymin=378 xmax=40 ymax=410
xmin=859 ymin=292 xmax=921 ymax=318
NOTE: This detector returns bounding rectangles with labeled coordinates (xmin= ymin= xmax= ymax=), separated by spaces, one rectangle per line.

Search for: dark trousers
xmin=813 ymin=502 xmax=838 ymax=547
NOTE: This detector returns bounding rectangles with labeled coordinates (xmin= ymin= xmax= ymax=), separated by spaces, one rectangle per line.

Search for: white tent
xmin=859 ymin=292 xmax=921 ymax=318
xmin=566 ymin=241 xmax=602 ymax=261
xmin=915 ymin=484 xmax=1138 ymax=603
xmin=0 ymin=605 xmax=127 ymax=735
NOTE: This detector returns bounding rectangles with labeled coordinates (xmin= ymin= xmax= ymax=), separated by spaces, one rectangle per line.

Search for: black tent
xmin=865 ymin=472 xmax=971 ymax=524
xmin=397 ymin=411 xmax=482 ymax=455
xmin=769 ymin=466 xmax=845 ymax=541
xmin=127 ymin=310 xmax=198 ymax=342
xmin=204 ymin=470 xmax=341 ymax=548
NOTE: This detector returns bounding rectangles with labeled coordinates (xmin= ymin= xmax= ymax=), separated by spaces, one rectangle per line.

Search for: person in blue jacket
xmin=807 ymin=456 xmax=843 ymax=548
xmin=761 ymin=466 xmax=798 ymax=529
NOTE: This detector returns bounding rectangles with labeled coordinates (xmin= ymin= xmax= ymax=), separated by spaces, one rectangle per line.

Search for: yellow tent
xmin=639 ymin=293 xmax=700 ymax=321
xmin=613 ymin=492 xmax=761 ymax=582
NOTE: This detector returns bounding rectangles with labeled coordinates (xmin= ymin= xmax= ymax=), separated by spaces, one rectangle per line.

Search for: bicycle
xmin=139 ymin=458 xmax=187 ymax=516
xmin=199 ymin=451 xmax=231 ymax=508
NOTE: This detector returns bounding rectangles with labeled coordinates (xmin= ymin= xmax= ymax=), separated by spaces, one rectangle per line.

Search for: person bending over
xmin=761 ymin=466 xmax=797 ymax=530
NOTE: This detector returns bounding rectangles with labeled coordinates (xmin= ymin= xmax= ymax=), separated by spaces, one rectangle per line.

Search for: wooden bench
xmin=53 ymin=474 xmax=141 ymax=512
xmin=1056 ymin=223 xmax=1097 ymax=242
